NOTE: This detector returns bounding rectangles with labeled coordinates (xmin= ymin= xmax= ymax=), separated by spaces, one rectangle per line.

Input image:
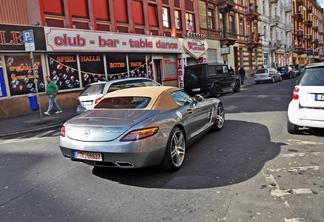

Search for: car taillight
xmin=120 ymin=127 xmax=159 ymax=142
xmin=293 ymin=86 xmax=299 ymax=100
xmin=95 ymin=96 xmax=103 ymax=105
xmin=60 ymin=125 xmax=66 ymax=137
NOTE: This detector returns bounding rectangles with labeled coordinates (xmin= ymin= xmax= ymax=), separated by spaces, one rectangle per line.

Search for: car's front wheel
xmin=213 ymin=103 xmax=225 ymax=131
xmin=287 ymin=119 xmax=299 ymax=134
xmin=161 ymin=127 xmax=186 ymax=171
xmin=211 ymin=85 xmax=222 ymax=97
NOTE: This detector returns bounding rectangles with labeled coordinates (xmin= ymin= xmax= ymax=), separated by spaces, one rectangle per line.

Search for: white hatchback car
xmin=76 ymin=78 xmax=160 ymax=113
xmin=255 ymin=68 xmax=282 ymax=83
xmin=288 ymin=63 xmax=324 ymax=133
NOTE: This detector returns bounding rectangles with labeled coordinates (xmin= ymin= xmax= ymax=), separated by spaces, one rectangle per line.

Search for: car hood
xmin=65 ymin=109 xmax=160 ymax=142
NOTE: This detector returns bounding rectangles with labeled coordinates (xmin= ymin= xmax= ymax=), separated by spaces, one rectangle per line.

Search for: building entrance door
xmin=153 ymin=59 xmax=162 ymax=84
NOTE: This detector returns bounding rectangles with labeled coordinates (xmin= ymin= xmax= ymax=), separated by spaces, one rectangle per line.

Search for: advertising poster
xmin=106 ymin=54 xmax=128 ymax=80
xmin=5 ymin=55 xmax=45 ymax=96
xmin=79 ymin=54 xmax=106 ymax=87
xmin=0 ymin=67 xmax=7 ymax=97
xmin=48 ymin=54 xmax=80 ymax=90
xmin=128 ymin=54 xmax=147 ymax=78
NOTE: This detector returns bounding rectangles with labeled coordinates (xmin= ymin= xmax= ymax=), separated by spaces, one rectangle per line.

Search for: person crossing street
xmin=44 ymin=76 xmax=62 ymax=115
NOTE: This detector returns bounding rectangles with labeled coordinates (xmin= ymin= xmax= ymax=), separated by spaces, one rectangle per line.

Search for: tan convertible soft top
xmin=103 ymin=86 xmax=180 ymax=110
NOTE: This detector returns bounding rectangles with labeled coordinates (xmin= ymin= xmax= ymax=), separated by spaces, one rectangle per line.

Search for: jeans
xmin=240 ymin=75 xmax=245 ymax=85
xmin=46 ymin=95 xmax=62 ymax=113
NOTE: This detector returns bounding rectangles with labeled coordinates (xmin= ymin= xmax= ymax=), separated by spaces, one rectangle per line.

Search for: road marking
xmin=271 ymin=188 xmax=314 ymax=198
xmin=281 ymin=152 xmax=324 ymax=158
xmin=0 ymin=136 xmax=55 ymax=145
xmin=284 ymin=218 xmax=305 ymax=222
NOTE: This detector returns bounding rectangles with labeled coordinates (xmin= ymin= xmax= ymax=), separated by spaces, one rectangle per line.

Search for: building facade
xmin=198 ymin=0 xmax=263 ymax=73
xmin=292 ymin=0 xmax=323 ymax=65
xmin=0 ymin=0 xmax=209 ymax=118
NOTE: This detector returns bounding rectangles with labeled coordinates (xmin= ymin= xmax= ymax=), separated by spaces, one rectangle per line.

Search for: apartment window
xmin=175 ymin=10 xmax=182 ymax=30
xmin=219 ymin=13 xmax=224 ymax=32
xmin=185 ymin=13 xmax=195 ymax=32
xmin=207 ymin=8 xmax=215 ymax=30
xmin=264 ymin=25 xmax=266 ymax=38
xmin=239 ymin=17 xmax=244 ymax=35
xmin=230 ymin=15 xmax=235 ymax=33
xmin=162 ymin=7 xmax=170 ymax=28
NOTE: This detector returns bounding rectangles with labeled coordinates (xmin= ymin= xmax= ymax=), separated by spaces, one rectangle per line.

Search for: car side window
xmin=171 ymin=91 xmax=193 ymax=106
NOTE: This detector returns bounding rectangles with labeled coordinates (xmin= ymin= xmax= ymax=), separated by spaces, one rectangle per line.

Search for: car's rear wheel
xmin=213 ymin=103 xmax=225 ymax=131
xmin=161 ymin=127 xmax=186 ymax=171
xmin=272 ymin=77 xmax=276 ymax=83
xmin=287 ymin=119 xmax=299 ymax=134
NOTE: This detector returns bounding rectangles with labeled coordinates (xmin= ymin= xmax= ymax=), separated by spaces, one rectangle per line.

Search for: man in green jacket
xmin=44 ymin=76 xmax=62 ymax=115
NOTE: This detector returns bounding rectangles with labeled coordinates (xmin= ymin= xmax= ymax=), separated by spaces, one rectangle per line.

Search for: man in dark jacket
xmin=239 ymin=66 xmax=246 ymax=85
xmin=44 ymin=76 xmax=62 ymax=115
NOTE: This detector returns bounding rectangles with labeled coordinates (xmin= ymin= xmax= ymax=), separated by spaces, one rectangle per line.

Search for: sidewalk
xmin=0 ymin=108 xmax=76 ymax=138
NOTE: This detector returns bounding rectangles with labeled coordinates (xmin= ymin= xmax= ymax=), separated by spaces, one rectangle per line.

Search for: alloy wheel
xmin=170 ymin=130 xmax=186 ymax=167
xmin=216 ymin=105 xmax=225 ymax=129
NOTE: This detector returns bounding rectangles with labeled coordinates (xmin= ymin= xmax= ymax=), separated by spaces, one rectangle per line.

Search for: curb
xmin=0 ymin=122 xmax=64 ymax=139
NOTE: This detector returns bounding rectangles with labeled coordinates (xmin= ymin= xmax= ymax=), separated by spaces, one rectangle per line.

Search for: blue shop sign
xmin=0 ymin=67 xmax=7 ymax=97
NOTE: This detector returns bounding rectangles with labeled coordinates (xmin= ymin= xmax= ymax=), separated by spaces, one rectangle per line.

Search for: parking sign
xmin=23 ymin=29 xmax=35 ymax=52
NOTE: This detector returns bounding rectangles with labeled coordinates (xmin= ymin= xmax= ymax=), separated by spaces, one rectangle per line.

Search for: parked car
xmin=277 ymin=66 xmax=295 ymax=79
xmin=76 ymin=78 xmax=160 ymax=113
xmin=255 ymin=68 xmax=282 ymax=83
xmin=60 ymin=86 xmax=225 ymax=170
xmin=184 ymin=63 xmax=240 ymax=97
xmin=288 ymin=63 xmax=324 ymax=134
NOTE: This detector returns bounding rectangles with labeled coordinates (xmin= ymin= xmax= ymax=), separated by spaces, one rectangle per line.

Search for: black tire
xmin=287 ymin=119 xmax=299 ymax=134
xmin=232 ymin=80 xmax=241 ymax=93
xmin=161 ymin=127 xmax=186 ymax=171
xmin=213 ymin=103 xmax=225 ymax=131
xmin=272 ymin=77 xmax=275 ymax=83
xmin=211 ymin=85 xmax=222 ymax=97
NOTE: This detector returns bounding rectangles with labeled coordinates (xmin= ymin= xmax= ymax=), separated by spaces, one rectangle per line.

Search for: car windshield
xmin=300 ymin=68 xmax=324 ymax=86
xmin=95 ymin=96 xmax=151 ymax=109
xmin=80 ymin=83 xmax=105 ymax=96
xmin=256 ymin=69 xmax=267 ymax=74
xmin=108 ymin=79 xmax=160 ymax=93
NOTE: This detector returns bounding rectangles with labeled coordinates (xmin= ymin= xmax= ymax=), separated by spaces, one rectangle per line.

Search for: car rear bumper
xmin=60 ymin=135 xmax=167 ymax=168
xmin=288 ymin=100 xmax=324 ymax=129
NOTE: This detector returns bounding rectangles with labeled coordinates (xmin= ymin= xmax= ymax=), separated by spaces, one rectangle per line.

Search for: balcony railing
xmin=246 ymin=4 xmax=259 ymax=20
xmin=296 ymin=30 xmax=304 ymax=37
xmin=270 ymin=16 xmax=280 ymax=26
xmin=295 ymin=12 xmax=304 ymax=21
xmin=307 ymin=6 xmax=313 ymax=14
xmin=306 ymin=34 xmax=312 ymax=41
xmin=217 ymin=0 xmax=235 ymax=12
xmin=220 ymin=31 xmax=237 ymax=45
xmin=294 ymin=47 xmax=305 ymax=54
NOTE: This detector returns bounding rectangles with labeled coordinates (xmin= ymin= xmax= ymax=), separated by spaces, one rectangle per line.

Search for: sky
xmin=319 ymin=0 xmax=324 ymax=8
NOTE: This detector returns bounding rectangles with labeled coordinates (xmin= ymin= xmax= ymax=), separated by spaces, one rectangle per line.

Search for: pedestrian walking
xmin=44 ymin=76 xmax=63 ymax=115
xmin=239 ymin=66 xmax=246 ymax=85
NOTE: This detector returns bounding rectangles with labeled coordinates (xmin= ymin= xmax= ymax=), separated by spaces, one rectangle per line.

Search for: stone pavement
xmin=0 ymin=108 xmax=76 ymax=138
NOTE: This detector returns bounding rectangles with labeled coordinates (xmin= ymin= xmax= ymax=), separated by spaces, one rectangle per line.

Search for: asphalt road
xmin=1 ymin=79 xmax=324 ymax=222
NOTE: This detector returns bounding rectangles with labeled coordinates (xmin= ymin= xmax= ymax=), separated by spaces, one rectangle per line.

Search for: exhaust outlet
xmin=115 ymin=161 xmax=134 ymax=168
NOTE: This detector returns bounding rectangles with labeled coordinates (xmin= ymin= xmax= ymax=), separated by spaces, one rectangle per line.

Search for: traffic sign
xmin=23 ymin=29 xmax=35 ymax=52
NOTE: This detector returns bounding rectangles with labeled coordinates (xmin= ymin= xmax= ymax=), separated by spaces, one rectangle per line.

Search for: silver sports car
xmin=60 ymin=86 xmax=225 ymax=170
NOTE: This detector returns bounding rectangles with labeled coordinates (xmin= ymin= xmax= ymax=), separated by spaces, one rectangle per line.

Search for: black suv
xmin=184 ymin=63 xmax=240 ymax=97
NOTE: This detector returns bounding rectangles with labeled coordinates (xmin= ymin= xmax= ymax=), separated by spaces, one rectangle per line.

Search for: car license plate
xmin=73 ymin=151 xmax=102 ymax=161
xmin=315 ymin=94 xmax=324 ymax=101
xmin=192 ymin=88 xmax=201 ymax=92
xmin=83 ymin=101 xmax=93 ymax=106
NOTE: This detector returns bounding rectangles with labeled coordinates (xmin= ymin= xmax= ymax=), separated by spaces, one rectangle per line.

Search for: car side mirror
xmin=194 ymin=94 xmax=204 ymax=102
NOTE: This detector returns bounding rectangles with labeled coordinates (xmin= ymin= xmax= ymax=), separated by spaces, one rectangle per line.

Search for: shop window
xmin=43 ymin=0 xmax=64 ymax=15
xmin=68 ymin=0 xmax=89 ymax=18
xmin=207 ymin=8 xmax=215 ymax=30
xmin=114 ymin=0 xmax=128 ymax=23
xmin=93 ymin=0 xmax=109 ymax=21
xmin=106 ymin=54 xmax=128 ymax=80
xmin=128 ymin=54 xmax=148 ymax=78
xmin=175 ymin=10 xmax=182 ymax=30
xmin=48 ymin=54 xmax=80 ymax=90
xmin=148 ymin=4 xmax=158 ymax=27
xmin=163 ymin=55 xmax=177 ymax=80
xmin=5 ymin=55 xmax=45 ymax=96
xmin=132 ymin=1 xmax=144 ymax=25
xmin=79 ymin=54 xmax=106 ymax=87
xmin=185 ymin=13 xmax=195 ymax=32
xmin=162 ymin=7 xmax=171 ymax=28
